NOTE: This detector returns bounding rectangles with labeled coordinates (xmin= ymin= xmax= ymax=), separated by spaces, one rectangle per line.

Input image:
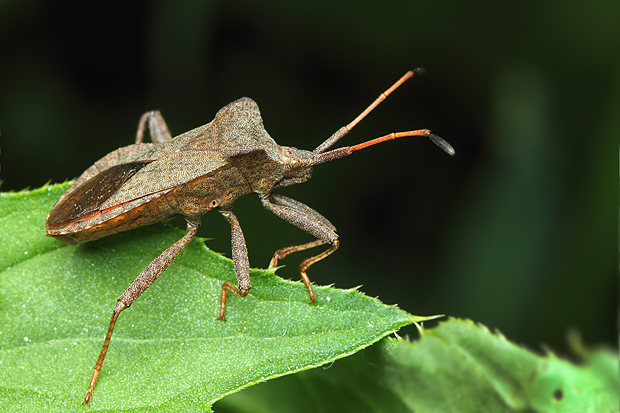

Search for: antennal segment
xmin=314 ymin=129 xmax=455 ymax=165
xmin=351 ymin=130 xmax=455 ymax=155
xmin=313 ymin=68 xmax=426 ymax=154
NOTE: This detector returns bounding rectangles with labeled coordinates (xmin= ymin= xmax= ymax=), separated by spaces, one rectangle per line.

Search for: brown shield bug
xmin=45 ymin=68 xmax=454 ymax=404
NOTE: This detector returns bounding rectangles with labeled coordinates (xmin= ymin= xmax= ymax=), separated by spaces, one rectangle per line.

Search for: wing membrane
xmin=47 ymin=161 xmax=151 ymax=225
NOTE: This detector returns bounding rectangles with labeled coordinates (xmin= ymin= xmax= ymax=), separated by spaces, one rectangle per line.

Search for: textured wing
xmin=99 ymin=150 xmax=228 ymax=210
xmin=48 ymin=150 xmax=228 ymax=226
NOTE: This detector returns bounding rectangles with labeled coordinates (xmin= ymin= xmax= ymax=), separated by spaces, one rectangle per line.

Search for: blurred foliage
xmin=216 ymin=319 xmax=618 ymax=413
xmin=0 ymin=0 xmax=616 ymax=367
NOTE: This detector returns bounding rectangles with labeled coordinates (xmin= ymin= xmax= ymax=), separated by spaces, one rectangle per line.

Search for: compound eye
xmin=290 ymin=158 xmax=302 ymax=169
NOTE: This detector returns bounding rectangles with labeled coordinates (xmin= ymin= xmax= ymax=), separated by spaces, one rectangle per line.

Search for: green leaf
xmin=215 ymin=319 xmax=619 ymax=413
xmin=0 ymin=183 xmax=417 ymax=412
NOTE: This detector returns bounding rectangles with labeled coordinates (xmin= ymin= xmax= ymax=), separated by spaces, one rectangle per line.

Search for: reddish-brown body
xmin=46 ymin=98 xmax=276 ymax=244
xmin=45 ymin=70 xmax=454 ymax=404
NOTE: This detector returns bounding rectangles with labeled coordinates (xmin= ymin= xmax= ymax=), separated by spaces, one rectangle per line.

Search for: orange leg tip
xmin=218 ymin=302 xmax=227 ymax=320
xmin=218 ymin=299 xmax=228 ymax=320
xmin=83 ymin=368 xmax=100 ymax=405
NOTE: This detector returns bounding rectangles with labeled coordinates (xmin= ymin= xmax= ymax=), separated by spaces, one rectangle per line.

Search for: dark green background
xmin=1 ymin=0 xmax=616 ymax=353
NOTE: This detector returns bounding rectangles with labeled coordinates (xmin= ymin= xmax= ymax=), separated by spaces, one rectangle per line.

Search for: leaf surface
xmin=0 ymin=184 xmax=416 ymax=412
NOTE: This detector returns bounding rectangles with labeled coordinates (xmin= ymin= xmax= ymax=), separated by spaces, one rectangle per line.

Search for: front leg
xmin=268 ymin=193 xmax=336 ymax=231
xmin=265 ymin=194 xmax=333 ymax=268
xmin=218 ymin=209 xmax=251 ymax=320
xmin=260 ymin=194 xmax=340 ymax=302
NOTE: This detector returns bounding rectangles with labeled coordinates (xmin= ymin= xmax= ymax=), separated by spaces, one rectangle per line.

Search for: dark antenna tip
xmin=411 ymin=67 xmax=427 ymax=76
xmin=429 ymin=134 xmax=456 ymax=156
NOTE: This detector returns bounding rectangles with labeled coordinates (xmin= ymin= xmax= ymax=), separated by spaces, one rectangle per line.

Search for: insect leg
xmin=269 ymin=193 xmax=336 ymax=230
xmin=135 ymin=110 xmax=173 ymax=144
xmin=84 ymin=219 xmax=199 ymax=405
xmin=268 ymin=240 xmax=327 ymax=269
xmin=260 ymin=194 xmax=340 ymax=302
xmin=266 ymin=194 xmax=334 ymax=268
xmin=218 ymin=210 xmax=251 ymax=320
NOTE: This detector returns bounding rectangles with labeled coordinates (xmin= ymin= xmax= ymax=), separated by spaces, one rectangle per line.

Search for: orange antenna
xmin=314 ymin=69 xmax=428 ymax=154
